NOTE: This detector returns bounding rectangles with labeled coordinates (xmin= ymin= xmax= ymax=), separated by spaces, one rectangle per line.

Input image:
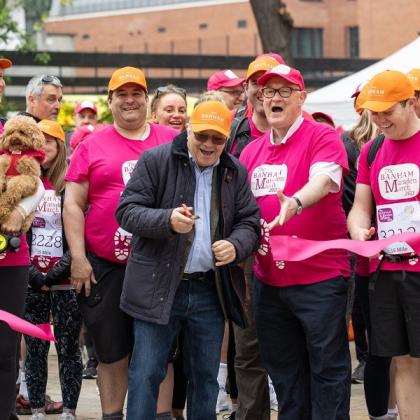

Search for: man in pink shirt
xmin=348 ymin=70 xmax=420 ymax=420
xmin=207 ymin=69 xmax=245 ymax=112
xmin=240 ymin=64 xmax=351 ymax=420
xmin=63 ymin=66 xmax=177 ymax=419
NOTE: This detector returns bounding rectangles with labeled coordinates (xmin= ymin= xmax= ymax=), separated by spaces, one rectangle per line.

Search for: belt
xmin=381 ymin=252 xmax=418 ymax=263
xmin=182 ymin=270 xmax=215 ymax=282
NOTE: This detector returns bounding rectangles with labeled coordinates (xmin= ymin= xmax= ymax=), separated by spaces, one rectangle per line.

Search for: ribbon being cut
xmin=0 ymin=309 xmax=56 ymax=342
xmin=270 ymin=232 xmax=420 ymax=262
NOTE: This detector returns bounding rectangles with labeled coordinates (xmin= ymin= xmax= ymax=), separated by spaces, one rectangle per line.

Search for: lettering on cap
xmin=368 ymin=87 xmax=385 ymax=97
xmin=118 ymin=71 xmax=141 ymax=82
xmin=201 ymin=112 xmax=225 ymax=124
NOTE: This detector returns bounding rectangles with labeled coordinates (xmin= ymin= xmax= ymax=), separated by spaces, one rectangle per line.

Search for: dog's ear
xmin=0 ymin=132 xmax=8 ymax=150
xmin=32 ymin=127 xmax=46 ymax=150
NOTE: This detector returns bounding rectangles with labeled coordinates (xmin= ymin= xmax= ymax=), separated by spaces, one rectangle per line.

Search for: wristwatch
xmin=292 ymin=196 xmax=303 ymax=215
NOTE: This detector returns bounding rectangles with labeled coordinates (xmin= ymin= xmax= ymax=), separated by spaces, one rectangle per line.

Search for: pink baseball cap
xmin=207 ymin=70 xmax=245 ymax=91
xmin=256 ymin=52 xmax=285 ymax=65
xmin=312 ymin=112 xmax=336 ymax=128
xmin=257 ymin=64 xmax=305 ymax=90
xmin=75 ymin=101 xmax=97 ymax=115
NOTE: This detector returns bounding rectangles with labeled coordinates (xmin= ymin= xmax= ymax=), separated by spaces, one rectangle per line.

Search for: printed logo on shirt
xmin=114 ymin=226 xmax=132 ymax=261
xmin=122 ymin=160 xmax=137 ymax=186
xmin=378 ymin=164 xmax=419 ymax=200
xmin=250 ymin=164 xmax=287 ymax=197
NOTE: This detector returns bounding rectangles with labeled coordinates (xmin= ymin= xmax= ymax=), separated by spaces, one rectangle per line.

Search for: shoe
xmin=30 ymin=413 xmax=47 ymax=420
xmin=215 ymin=387 xmax=229 ymax=413
xmin=222 ymin=412 xmax=236 ymax=419
xmin=82 ymin=357 xmax=98 ymax=379
xmin=173 ymin=417 xmax=185 ymax=420
xmin=16 ymin=395 xmax=31 ymax=415
xmin=44 ymin=395 xmax=63 ymax=414
xmin=59 ymin=413 xmax=76 ymax=420
xmin=351 ymin=360 xmax=366 ymax=384
xmin=268 ymin=377 xmax=278 ymax=412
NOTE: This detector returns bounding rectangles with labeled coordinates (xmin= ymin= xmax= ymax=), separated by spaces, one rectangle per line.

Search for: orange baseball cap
xmin=38 ymin=120 xmax=65 ymax=143
xmin=189 ymin=100 xmax=232 ymax=137
xmin=407 ymin=68 xmax=420 ymax=91
xmin=246 ymin=56 xmax=280 ymax=80
xmin=352 ymin=81 xmax=370 ymax=114
xmin=361 ymin=70 xmax=414 ymax=112
xmin=108 ymin=66 xmax=147 ymax=92
xmin=0 ymin=57 xmax=12 ymax=69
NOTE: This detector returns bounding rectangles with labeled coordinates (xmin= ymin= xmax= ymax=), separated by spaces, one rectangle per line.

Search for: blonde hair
xmin=194 ymin=91 xmax=226 ymax=108
xmin=44 ymin=139 xmax=67 ymax=193
xmin=349 ymin=109 xmax=379 ymax=150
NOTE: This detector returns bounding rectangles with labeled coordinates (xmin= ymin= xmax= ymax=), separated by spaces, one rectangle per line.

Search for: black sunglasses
xmin=155 ymin=86 xmax=187 ymax=98
xmin=40 ymin=75 xmax=63 ymax=87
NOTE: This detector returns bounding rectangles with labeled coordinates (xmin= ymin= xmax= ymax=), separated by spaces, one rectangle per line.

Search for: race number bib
xmin=377 ymin=201 xmax=420 ymax=255
xmin=250 ymin=164 xmax=288 ymax=198
xmin=31 ymin=191 xmax=63 ymax=259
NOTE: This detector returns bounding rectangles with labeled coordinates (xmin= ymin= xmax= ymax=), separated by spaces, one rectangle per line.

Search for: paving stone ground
xmin=20 ymin=342 xmax=368 ymax=419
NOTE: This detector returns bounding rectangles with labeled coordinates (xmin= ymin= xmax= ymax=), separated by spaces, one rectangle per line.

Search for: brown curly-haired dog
xmin=0 ymin=115 xmax=45 ymax=231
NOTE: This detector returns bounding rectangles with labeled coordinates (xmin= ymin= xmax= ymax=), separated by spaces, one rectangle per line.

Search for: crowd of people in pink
xmin=0 ymin=50 xmax=420 ymax=420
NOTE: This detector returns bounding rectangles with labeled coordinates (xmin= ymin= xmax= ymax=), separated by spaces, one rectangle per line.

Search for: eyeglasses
xmin=40 ymin=75 xmax=63 ymax=87
xmin=155 ymin=86 xmax=187 ymax=98
xmin=219 ymin=89 xmax=244 ymax=98
xmin=261 ymin=87 xmax=301 ymax=99
xmin=193 ymin=132 xmax=227 ymax=146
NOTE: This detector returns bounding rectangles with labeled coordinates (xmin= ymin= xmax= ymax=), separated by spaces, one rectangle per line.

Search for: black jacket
xmin=116 ymin=132 xmax=260 ymax=325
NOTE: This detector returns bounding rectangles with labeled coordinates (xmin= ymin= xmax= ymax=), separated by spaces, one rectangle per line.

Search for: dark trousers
xmin=0 ymin=266 xmax=28 ymax=416
xmin=354 ymin=274 xmax=391 ymax=417
xmin=254 ymin=276 xmax=351 ymax=420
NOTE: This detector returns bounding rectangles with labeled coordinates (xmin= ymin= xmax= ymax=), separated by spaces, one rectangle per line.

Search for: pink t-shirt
xmin=240 ymin=119 xmax=350 ymax=287
xmin=357 ymin=130 xmax=420 ymax=273
xmin=65 ymin=124 xmax=177 ymax=263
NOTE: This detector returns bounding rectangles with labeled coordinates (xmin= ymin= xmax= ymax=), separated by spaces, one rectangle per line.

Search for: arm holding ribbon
xmin=347 ymin=183 xmax=376 ymax=241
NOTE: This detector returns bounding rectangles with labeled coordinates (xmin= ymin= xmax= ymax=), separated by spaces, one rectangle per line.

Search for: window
xmin=199 ymin=23 xmax=208 ymax=29
xmin=291 ymin=28 xmax=323 ymax=58
xmin=237 ymin=19 xmax=247 ymax=29
xmin=347 ymin=26 xmax=359 ymax=58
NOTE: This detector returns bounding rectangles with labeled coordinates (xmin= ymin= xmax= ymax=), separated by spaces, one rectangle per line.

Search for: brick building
xmin=45 ymin=0 xmax=420 ymax=59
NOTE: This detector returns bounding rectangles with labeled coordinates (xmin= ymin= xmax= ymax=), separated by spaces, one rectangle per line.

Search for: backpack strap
xmin=367 ymin=134 xmax=385 ymax=168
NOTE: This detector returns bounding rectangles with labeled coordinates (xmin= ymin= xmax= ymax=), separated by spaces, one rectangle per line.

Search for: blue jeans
xmin=127 ymin=278 xmax=225 ymax=420
xmin=254 ymin=276 xmax=351 ymax=420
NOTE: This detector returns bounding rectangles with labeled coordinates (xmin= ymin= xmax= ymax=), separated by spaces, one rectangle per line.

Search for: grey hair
xmin=25 ymin=75 xmax=63 ymax=104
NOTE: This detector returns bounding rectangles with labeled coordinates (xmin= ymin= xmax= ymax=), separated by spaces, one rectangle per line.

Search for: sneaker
xmin=351 ymin=360 xmax=366 ymax=384
xmin=268 ymin=377 xmax=278 ymax=412
xmin=16 ymin=395 xmax=31 ymax=415
xmin=30 ymin=413 xmax=47 ymax=420
xmin=215 ymin=387 xmax=229 ymax=413
xmin=82 ymin=357 xmax=98 ymax=379
xmin=222 ymin=412 xmax=236 ymax=419
xmin=59 ymin=413 xmax=76 ymax=420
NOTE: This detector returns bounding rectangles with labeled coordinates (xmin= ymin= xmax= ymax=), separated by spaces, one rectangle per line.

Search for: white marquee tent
xmin=304 ymin=37 xmax=420 ymax=128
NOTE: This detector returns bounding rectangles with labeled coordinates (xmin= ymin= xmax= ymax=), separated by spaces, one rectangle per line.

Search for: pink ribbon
xmin=270 ymin=232 xmax=420 ymax=262
xmin=0 ymin=310 xmax=56 ymax=342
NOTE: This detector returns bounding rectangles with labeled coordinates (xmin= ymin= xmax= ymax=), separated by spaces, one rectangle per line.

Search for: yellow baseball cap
xmin=189 ymin=100 xmax=232 ymax=137
xmin=407 ymin=68 xmax=420 ymax=91
xmin=361 ymin=70 xmax=414 ymax=112
xmin=38 ymin=120 xmax=65 ymax=143
xmin=108 ymin=66 xmax=147 ymax=92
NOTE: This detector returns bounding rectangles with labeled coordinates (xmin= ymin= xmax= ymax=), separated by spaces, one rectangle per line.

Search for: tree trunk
xmin=249 ymin=0 xmax=294 ymax=65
